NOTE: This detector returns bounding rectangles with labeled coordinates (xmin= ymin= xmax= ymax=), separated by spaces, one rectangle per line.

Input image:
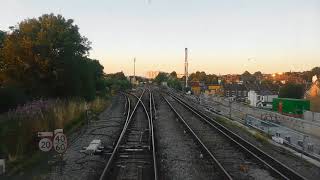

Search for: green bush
xmin=168 ymin=78 xmax=182 ymax=90
xmin=0 ymin=86 xmax=28 ymax=112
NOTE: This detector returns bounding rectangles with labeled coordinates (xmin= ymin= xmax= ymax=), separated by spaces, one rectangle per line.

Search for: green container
xmin=272 ymin=98 xmax=310 ymax=115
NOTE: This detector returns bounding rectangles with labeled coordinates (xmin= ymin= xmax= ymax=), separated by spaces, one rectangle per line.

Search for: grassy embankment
xmin=0 ymin=96 xmax=109 ymax=175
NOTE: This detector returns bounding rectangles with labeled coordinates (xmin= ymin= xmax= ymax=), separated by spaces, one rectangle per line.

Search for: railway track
xmin=99 ymin=89 xmax=157 ymax=180
xmin=161 ymin=93 xmax=232 ymax=180
xmin=164 ymin=90 xmax=307 ymax=180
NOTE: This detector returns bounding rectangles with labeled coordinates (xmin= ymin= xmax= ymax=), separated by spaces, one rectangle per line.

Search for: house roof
xmin=223 ymin=83 xmax=247 ymax=91
xmin=244 ymin=82 xmax=279 ymax=94
xmin=257 ymin=90 xmax=276 ymax=96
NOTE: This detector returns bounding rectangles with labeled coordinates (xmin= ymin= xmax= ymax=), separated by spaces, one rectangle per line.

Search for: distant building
xmin=190 ymin=81 xmax=201 ymax=95
xmin=305 ymin=78 xmax=320 ymax=112
xmin=248 ymin=90 xmax=278 ymax=108
xmin=273 ymin=98 xmax=310 ymax=118
xmin=223 ymin=83 xmax=247 ymax=102
xmin=145 ymin=71 xmax=160 ymax=79
xmin=206 ymin=84 xmax=222 ymax=95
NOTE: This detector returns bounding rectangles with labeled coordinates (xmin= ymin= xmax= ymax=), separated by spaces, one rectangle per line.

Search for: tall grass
xmin=0 ymin=97 xmax=108 ymax=164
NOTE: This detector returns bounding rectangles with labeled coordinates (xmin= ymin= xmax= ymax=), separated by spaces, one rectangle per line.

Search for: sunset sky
xmin=1 ymin=0 xmax=320 ymax=76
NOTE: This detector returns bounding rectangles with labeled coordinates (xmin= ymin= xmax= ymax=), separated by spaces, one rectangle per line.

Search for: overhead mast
xmin=185 ymin=48 xmax=188 ymax=88
xmin=134 ymin=57 xmax=136 ymax=80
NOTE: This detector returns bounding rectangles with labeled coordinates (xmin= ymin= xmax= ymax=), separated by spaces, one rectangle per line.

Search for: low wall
xmin=201 ymin=94 xmax=320 ymax=138
xmin=304 ymin=111 xmax=320 ymax=123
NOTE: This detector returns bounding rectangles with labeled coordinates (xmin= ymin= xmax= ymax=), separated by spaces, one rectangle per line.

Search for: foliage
xmin=0 ymin=86 xmax=28 ymax=112
xmin=104 ymin=72 xmax=131 ymax=93
xmin=170 ymin=71 xmax=177 ymax=78
xmin=0 ymin=30 xmax=6 ymax=82
xmin=241 ymin=71 xmax=256 ymax=82
xmin=0 ymin=30 xmax=5 ymax=48
xmin=0 ymin=14 xmax=106 ymax=111
xmin=168 ymin=77 xmax=182 ymax=90
xmin=279 ymin=83 xmax=304 ymax=99
xmin=253 ymin=71 xmax=263 ymax=80
xmin=154 ymin=72 xmax=169 ymax=84
xmin=189 ymin=71 xmax=206 ymax=82
xmin=311 ymin=67 xmax=320 ymax=78
xmin=0 ymin=97 xmax=108 ymax=164
xmin=188 ymin=71 xmax=218 ymax=84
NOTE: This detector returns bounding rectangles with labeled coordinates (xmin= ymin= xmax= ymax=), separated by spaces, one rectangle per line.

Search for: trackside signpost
xmin=53 ymin=133 xmax=67 ymax=153
xmin=38 ymin=138 xmax=53 ymax=152
xmin=38 ymin=129 xmax=67 ymax=154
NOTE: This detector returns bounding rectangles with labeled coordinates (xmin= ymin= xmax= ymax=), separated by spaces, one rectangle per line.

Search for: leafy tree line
xmin=103 ymin=72 xmax=132 ymax=94
xmin=189 ymin=71 xmax=219 ymax=84
xmin=154 ymin=71 xmax=182 ymax=90
xmin=154 ymin=72 xmax=169 ymax=84
xmin=0 ymin=14 xmax=128 ymax=112
xmin=279 ymin=83 xmax=304 ymax=99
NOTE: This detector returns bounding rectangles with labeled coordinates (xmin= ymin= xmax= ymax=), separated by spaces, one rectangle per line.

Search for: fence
xmin=199 ymin=94 xmax=320 ymax=139
xmin=246 ymin=115 xmax=320 ymax=160
xmin=170 ymin=88 xmax=320 ymax=160
xmin=304 ymin=111 xmax=320 ymax=123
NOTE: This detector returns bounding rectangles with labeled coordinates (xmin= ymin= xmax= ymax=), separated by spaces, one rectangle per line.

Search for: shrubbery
xmin=0 ymin=97 xmax=108 ymax=166
xmin=0 ymin=14 xmax=108 ymax=112
xmin=279 ymin=83 xmax=304 ymax=99
xmin=104 ymin=72 xmax=132 ymax=94
xmin=0 ymin=14 xmax=132 ymax=173
xmin=168 ymin=78 xmax=182 ymax=90
xmin=154 ymin=71 xmax=182 ymax=90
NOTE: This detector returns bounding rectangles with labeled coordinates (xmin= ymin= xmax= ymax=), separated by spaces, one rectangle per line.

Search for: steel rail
xmin=99 ymin=89 xmax=144 ymax=180
xmin=167 ymin=91 xmax=307 ymax=180
xmin=161 ymin=93 xmax=233 ymax=180
xmin=128 ymin=88 xmax=158 ymax=180
xmin=147 ymin=88 xmax=158 ymax=180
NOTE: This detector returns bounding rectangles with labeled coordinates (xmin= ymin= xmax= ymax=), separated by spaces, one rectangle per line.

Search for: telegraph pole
xmin=134 ymin=57 xmax=136 ymax=80
xmin=184 ymin=48 xmax=188 ymax=89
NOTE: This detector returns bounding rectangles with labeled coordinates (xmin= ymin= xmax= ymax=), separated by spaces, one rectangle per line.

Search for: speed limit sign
xmin=39 ymin=138 xmax=53 ymax=152
xmin=53 ymin=133 xmax=67 ymax=153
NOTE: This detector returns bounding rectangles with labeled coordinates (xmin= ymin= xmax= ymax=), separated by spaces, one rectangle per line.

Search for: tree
xmin=253 ymin=71 xmax=263 ymax=80
xmin=0 ymin=30 xmax=6 ymax=83
xmin=241 ymin=71 xmax=255 ymax=82
xmin=170 ymin=71 xmax=177 ymax=78
xmin=242 ymin=71 xmax=251 ymax=76
xmin=205 ymin=74 xmax=218 ymax=84
xmin=279 ymin=83 xmax=304 ymax=99
xmin=0 ymin=30 xmax=5 ymax=47
xmin=104 ymin=72 xmax=131 ymax=93
xmin=189 ymin=71 xmax=207 ymax=82
xmin=168 ymin=78 xmax=182 ymax=90
xmin=311 ymin=67 xmax=320 ymax=78
xmin=154 ymin=72 xmax=168 ymax=84
xmin=1 ymin=14 xmax=103 ymax=102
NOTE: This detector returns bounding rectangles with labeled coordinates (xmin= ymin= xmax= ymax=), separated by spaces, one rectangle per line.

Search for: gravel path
xmin=154 ymin=91 xmax=219 ymax=180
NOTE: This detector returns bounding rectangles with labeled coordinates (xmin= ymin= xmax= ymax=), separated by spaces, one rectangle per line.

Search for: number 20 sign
xmin=39 ymin=138 xmax=53 ymax=152
xmin=53 ymin=133 xmax=68 ymax=153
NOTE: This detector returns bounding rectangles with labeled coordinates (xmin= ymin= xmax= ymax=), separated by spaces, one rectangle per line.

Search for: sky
xmin=1 ymin=0 xmax=320 ymax=76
